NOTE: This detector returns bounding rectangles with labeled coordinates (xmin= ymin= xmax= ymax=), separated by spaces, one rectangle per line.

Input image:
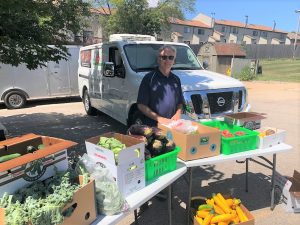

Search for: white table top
xmin=92 ymin=162 xmax=187 ymax=225
xmin=178 ymin=143 xmax=292 ymax=167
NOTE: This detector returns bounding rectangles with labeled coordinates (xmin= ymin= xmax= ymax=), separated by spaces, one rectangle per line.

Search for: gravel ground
xmin=0 ymin=81 xmax=299 ymax=225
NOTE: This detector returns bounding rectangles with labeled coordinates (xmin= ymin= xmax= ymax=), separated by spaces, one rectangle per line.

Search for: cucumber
xmin=0 ymin=153 xmax=21 ymax=163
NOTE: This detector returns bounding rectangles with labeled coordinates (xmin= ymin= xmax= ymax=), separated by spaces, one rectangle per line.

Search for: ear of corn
xmin=210 ymin=214 xmax=236 ymax=223
xmin=202 ymin=210 xmax=215 ymax=225
xmin=195 ymin=194 xmax=249 ymax=225
xmin=212 ymin=194 xmax=231 ymax=214
xmin=195 ymin=216 xmax=203 ymax=225
xmin=236 ymin=205 xmax=248 ymax=222
xmin=197 ymin=210 xmax=210 ymax=218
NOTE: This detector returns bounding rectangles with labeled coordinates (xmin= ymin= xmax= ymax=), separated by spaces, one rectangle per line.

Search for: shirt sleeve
xmin=137 ymin=74 xmax=150 ymax=106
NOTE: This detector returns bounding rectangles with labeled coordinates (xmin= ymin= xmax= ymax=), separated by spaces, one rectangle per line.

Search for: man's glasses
xmin=160 ymin=55 xmax=175 ymax=61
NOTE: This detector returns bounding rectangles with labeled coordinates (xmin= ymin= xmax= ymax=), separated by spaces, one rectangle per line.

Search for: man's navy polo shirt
xmin=137 ymin=69 xmax=184 ymax=126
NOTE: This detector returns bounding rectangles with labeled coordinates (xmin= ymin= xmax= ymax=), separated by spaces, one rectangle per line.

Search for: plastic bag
xmin=77 ymin=154 xmax=129 ymax=216
xmin=167 ymin=119 xmax=198 ymax=134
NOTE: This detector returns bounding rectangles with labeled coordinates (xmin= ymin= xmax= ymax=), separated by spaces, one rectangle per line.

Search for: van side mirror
xmin=103 ymin=62 xmax=115 ymax=77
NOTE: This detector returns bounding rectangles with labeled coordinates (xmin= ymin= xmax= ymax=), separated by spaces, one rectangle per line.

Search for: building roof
xmin=214 ymin=43 xmax=246 ymax=56
xmin=169 ymin=17 xmax=211 ymax=28
xmin=90 ymin=7 xmax=116 ymax=15
xmin=287 ymin=32 xmax=300 ymax=40
xmin=215 ymin=19 xmax=287 ymax=34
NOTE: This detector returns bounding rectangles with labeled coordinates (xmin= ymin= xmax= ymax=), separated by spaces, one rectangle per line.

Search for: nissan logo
xmin=217 ymin=97 xmax=225 ymax=107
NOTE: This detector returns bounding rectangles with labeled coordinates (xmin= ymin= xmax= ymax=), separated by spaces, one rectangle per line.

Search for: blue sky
xmin=149 ymin=0 xmax=300 ymax=32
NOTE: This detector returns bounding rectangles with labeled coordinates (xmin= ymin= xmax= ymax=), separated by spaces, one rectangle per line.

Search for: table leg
xmin=187 ymin=167 xmax=193 ymax=225
xmin=168 ymin=185 xmax=172 ymax=225
xmin=134 ymin=209 xmax=138 ymax=225
xmin=246 ymin=158 xmax=249 ymax=192
xmin=270 ymin=154 xmax=277 ymax=210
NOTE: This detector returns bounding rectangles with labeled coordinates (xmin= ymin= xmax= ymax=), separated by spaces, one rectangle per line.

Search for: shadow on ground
xmin=0 ymin=96 xmax=81 ymax=109
xmin=1 ymin=112 xmax=127 ymax=155
xmin=133 ymin=170 xmax=275 ymax=225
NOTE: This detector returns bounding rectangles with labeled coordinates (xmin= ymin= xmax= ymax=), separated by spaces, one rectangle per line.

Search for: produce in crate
xmin=127 ymin=124 xmax=153 ymax=138
xmin=127 ymin=124 xmax=176 ymax=158
xmin=258 ymin=128 xmax=276 ymax=137
xmin=97 ymin=137 xmax=126 ymax=163
xmin=221 ymin=130 xmax=246 ymax=138
xmin=195 ymin=193 xmax=248 ymax=225
xmin=0 ymin=170 xmax=88 ymax=225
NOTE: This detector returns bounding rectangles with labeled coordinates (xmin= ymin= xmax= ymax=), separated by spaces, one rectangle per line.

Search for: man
xmin=137 ymin=45 xmax=184 ymax=126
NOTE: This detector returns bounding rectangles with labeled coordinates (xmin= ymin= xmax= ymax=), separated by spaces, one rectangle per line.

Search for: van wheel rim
xmin=8 ymin=94 xmax=23 ymax=107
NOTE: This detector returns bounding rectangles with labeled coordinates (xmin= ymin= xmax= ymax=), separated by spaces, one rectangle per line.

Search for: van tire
xmin=83 ymin=90 xmax=97 ymax=115
xmin=4 ymin=91 xmax=26 ymax=109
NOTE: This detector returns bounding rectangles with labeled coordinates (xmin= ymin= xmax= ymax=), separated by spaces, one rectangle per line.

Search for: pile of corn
xmin=195 ymin=193 xmax=249 ymax=225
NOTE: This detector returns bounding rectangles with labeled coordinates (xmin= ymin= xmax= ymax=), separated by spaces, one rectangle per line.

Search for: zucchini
xmin=0 ymin=153 xmax=21 ymax=163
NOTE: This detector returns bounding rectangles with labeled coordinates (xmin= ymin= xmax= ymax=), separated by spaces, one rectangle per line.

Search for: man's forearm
xmin=137 ymin=104 xmax=160 ymax=121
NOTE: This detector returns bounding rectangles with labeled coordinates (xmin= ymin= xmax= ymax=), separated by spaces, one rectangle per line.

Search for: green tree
xmin=0 ymin=0 xmax=90 ymax=69
xmin=93 ymin=0 xmax=195 ymax=41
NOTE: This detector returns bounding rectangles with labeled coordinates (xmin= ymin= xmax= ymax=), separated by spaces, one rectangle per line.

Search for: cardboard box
xmin=0 ymin=133 xmax=77 ymax=195
xmin=224 ymin=112 xmax=266 ymax=130
xmin=191 ymin=196 xmax=255 ymax=225
xmin=85 ymin=132 xmax=145 ymax=197
xmin=274 ymin=170 xmax=300 ymax=213
xmin=158 ymin=121 xmax=221 ymax=161
xmin=0 ymin=176 xmax=97 ymax=225
xmin=257 ymin=127 xmax=286 ymax=149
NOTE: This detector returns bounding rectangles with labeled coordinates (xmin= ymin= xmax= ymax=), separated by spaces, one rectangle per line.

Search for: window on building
xmin=222 ymin=26 xmax=226 ymax=32
xmin=198 ymin=29 xmax=205 ymax=35
xmin=280 ymin=33 xmax=285 ymax=39
xmin=83 ymin=31 xmax=94 ymax=44
xmin=230 ymin=40 xmax=235 ymax=43
xmin=232 ymin=27 xmax=238 ymax=34
xmin=261 ymin=31 xmax=268 ymax=37
xmin=184 ymin=27 xmax=191 ymax=33
xmin=253 ymin=31 xmax=258 ymax=36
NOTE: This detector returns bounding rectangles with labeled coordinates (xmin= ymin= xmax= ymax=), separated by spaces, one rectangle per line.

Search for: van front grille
xmin=191 ymin=94 xmax=203 ymax=114
xmin=207 ymin=92 xmax=233 ymax=114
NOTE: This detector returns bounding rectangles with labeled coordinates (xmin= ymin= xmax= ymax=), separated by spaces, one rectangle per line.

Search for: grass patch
xmin=256 ymin=58 xmax=300 ymax=82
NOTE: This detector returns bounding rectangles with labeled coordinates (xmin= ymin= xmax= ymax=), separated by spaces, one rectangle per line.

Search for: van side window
xmin=80 ymin=50 xmax=91 ymax=68
xmin=109 ymin=47 xmax=125 ymax=78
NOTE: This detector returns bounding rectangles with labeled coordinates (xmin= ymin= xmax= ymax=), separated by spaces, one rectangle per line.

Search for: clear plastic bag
xmin=77 ymin=154 xmax=129 ymax=216
xmin=167 ymin=119 xmax=198 ymax=134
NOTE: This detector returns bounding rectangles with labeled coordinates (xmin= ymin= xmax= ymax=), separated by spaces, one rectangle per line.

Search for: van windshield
xmin=123 ymin=44 xmax=202 ymax=72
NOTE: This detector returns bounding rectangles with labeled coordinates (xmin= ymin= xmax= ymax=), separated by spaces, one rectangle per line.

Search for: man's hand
xmin=171 ymin=104 xmax=182 ymax=120
xmin=157 ymin=117 xmax=173 ymax=125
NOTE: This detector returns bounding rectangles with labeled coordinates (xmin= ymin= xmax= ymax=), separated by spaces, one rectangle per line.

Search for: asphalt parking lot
xmin=0 ymin=81 xmax=299 ymax=225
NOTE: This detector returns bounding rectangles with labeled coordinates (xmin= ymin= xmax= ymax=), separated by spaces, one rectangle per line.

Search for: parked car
xmin=78 ymin=34 xmax=250 ymax=126
xmin=0 ymin=46 xmax=81 ymax=109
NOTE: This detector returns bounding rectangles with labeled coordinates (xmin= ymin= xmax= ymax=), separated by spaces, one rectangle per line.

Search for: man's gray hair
xmin=158 ymin=45 xmax=177 ymax=56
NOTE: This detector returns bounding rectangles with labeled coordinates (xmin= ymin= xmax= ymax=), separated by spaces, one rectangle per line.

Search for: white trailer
xmin=0 ymin=45 xmax=81 ymax=109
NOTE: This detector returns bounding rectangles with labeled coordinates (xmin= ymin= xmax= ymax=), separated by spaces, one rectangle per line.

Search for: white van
xmin=0 ymin=46 xmax=80 ymax=109
xmin=78 ymin=34 xmax=250 ymax=126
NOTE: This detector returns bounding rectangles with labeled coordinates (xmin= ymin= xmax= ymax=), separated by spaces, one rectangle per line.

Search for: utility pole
xmin=294 ymin=10 xmax=300 ymax=59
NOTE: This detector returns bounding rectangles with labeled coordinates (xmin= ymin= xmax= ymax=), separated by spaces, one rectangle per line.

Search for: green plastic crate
xmin=145 ymin=146 xmax=180 ymax=181
xmin=201 ymin=120 xmax=259 ymax=155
